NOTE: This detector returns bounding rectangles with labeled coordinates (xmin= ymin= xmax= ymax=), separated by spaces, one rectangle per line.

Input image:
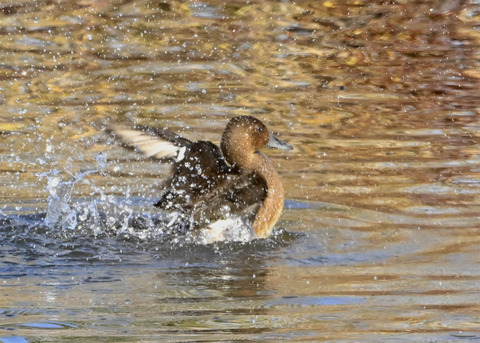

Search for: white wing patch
xmin=176 ymin=146 xmax=186 ymax=162
xmin=113 ymin=128 xmax=180 ymax=159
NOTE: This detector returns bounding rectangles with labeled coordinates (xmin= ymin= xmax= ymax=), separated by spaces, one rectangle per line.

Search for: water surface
xmin=1 ymin=0 xmax=480 ymax=341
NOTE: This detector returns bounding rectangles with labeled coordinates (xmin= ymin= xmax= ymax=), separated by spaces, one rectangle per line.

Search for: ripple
xmin=128 ymin=62 xmax=246 ymax=76
xmin=260 ymin=295 xmax=364 ymax=309
xmin=19 ymin=321 xmax=77 ymax=329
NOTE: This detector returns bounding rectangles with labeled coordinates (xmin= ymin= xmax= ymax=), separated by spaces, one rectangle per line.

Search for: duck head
xmin=220 ymin=116 xmax=292 ymax=170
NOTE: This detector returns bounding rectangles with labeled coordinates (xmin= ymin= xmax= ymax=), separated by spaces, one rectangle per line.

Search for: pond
xmin=1 ymin=0 xmax=480 ymax=341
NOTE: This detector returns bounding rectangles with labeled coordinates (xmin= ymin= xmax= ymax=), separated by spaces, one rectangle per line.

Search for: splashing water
xmin=47 ymin=176 xmax=144 ymax=240
xmin=38 ymin=167 xmax=260 ymax=245
xmin=44 ymin=170 xmax=89 ymax=231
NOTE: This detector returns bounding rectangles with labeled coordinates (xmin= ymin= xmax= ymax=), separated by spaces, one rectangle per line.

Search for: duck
xmin=110 ymin=115 xmax=292 ymax=242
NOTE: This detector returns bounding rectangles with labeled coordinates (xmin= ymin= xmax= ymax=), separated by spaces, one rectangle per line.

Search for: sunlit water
xmin=1 ymin=0 xmax=480 ymax=342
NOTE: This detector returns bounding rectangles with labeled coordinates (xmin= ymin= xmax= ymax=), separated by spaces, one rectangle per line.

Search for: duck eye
xmin=255 ymin=126 xmax=263 ymax=132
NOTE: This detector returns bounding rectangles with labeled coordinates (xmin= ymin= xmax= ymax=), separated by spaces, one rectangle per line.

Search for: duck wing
xmin=188 ymin=172 xmax=268 ymax=230
xmin=155 ymin=141 xmax=232 ymax=210
xmin=109 ymin=125 xmax=191 ymax=161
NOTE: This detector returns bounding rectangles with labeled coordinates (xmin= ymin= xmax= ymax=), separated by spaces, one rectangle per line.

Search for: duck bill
xmin=267 ymin=132 xmax=293 ymax=151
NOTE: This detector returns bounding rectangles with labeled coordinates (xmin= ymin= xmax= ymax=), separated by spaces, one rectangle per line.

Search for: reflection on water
xmin=2 ymin=0 xmax=480 ymax=341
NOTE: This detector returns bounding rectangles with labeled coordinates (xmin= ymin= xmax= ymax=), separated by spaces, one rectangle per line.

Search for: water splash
xmin=41 ymin=168 xmax=121 ymax=236
xmin=37 ymin=167 xmax=258 ymax=245
xmin=43 ymin=170 xmax=85 ymax=231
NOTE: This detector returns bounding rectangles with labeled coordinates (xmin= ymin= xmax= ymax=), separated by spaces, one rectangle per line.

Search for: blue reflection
xmin=0 ymin=337 xmax=29 ymax=343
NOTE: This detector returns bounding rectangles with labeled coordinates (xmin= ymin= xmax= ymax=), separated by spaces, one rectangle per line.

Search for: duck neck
xmin=249 ymin=152 xmax=285 ymax=238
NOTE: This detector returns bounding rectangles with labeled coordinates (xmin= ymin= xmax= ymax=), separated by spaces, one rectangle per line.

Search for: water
xmin=1 ymin=0 xmax=480 ymax=341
